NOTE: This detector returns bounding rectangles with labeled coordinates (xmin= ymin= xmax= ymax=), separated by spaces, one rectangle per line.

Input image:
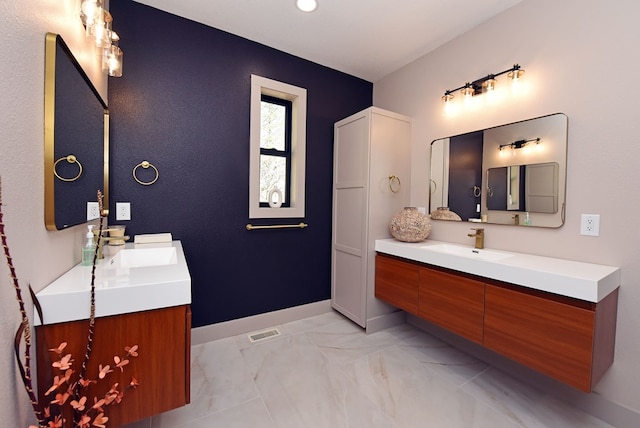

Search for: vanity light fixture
xmin=499 ymin=137 xmax=540 ymax=152
xmin=80 ymin=0 xmax=124 ymax=77
xmin=442 ymin=64 xmax=524 ymax=103
xmin=296 ymin=0 xmax=318 ymax=12
xmin=80 ymin=0 xmax=102 ymax=26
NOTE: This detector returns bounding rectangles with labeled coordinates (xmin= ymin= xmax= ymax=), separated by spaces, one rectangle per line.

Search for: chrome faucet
xmin=468 ymin=228 xmax=484 ymax=249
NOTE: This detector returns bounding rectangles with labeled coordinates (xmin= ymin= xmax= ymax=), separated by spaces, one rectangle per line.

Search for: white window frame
xmin=249 ymin=75 xmax=307 ymax=219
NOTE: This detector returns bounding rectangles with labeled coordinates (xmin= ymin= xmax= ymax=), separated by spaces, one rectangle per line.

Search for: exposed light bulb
xmin=483 ymin=78 xmax=496 ymax=91
xmin=80 ymin=0 xmax=102 ymax=25
xmin=442 ymin=92 xmax=454 ymax=103
xmin=296 ymin=0 xmax=318 ymax=12
xmin=102 ymin=45 xmax=123 ymax=77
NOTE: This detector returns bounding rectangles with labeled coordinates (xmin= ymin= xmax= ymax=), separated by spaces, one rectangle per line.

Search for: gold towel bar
xmin=246 ymin=223 xmax=308 ymax=231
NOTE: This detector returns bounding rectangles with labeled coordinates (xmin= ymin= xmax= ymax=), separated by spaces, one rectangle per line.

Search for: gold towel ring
xmin=430 ymin=179 xmax=437 ymax=195
xmin=53 ymin=155 xmax=83 ymax=182
xmin=388 ymin=175 xmax=401 ymax=193
xmin=133 ymin=161 xmax=159 ymax=186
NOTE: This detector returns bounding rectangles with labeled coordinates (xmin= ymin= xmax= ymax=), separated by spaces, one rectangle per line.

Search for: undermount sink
xmin=108 ymin=246 xmax=178 ymax=268
xmin=421 ymin=243 xmax=514 ymax=262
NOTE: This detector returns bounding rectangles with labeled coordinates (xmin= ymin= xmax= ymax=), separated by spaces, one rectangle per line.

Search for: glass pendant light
xmin=80 ymin=0 xmax=103 ymax=26
xmin=102 ymin=33 xmax=123 ymax=78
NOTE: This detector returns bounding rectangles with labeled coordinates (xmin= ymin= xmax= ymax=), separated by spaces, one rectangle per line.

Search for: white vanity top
xmin=35 ymin=240 xmax=191 ymax=326
xmin=375 ymin=239 xmax=620 ymax=303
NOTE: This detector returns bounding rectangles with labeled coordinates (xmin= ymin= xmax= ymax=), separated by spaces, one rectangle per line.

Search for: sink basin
xmin=108 ymin=246 xmax=178 ymax=268
xmin=421 ymin=243 xmax=514 ymax=262
xmin=35 ymin=241 xmax=191 ymax=326
xmin=375 ymin=238 xmax=621 ymax=303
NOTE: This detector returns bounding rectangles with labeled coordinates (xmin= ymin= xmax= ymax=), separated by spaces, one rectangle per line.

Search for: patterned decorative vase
xmin=389 ymin=207 xmax=432 ymax=242
xmin=430 ymin=207 xmax=462 ymax=221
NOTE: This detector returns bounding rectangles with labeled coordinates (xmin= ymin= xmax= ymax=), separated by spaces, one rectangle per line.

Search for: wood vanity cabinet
xmin=36 ymin=305 xmax=191 ymax=427
xmin=418 ymin=266 xmax=484 ymax=345
xmin=374 ymin=253 xmax=618 ymax=392
xmin=375 ymin=254 xmax=419 ymax=315
xmin=484 ymin=284 xmax=618 ymax=392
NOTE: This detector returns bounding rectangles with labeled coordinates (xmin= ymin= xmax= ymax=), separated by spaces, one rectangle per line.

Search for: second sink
xmin=421 ymin=243 xmax=514 ymax=262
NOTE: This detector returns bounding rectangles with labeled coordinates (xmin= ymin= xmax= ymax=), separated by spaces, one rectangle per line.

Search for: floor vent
xmin=248 ymin=328 xmax=281 ymax=343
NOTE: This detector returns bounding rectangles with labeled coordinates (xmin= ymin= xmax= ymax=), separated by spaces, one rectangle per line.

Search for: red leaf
xmin=98 ymin=364 xmax=112 ymax=379
xmin=125 ymin=345 xmax=139 ymax=357
xmin=92 ymin=412 xmax=109 ymax=428
xmin=52 ymin=353 xmax=73 ymax=371
xmin=48 ymin=342 xmax=67 ymax=355
xmin=130 ymin=377 xmax=139 ymax=388
xmin=79 ymin=377 xmax=96 ymax=387
xmin=70 ymin=396 xmax=87 ymax=411
xmin=92 ymin=396 xmax=106 ymax=411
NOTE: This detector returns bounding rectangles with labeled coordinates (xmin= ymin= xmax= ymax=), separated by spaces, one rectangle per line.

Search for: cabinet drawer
xmin=418 ymin=267 xmax=485 ymax=344
xmin=375 ymin=254 xmax=419 ymax=314
xmin=484 ymin=285 xmax=595 ymax=391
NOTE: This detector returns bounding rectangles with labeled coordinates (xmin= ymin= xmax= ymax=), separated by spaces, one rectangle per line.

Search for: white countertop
xmin=375 ymin=239 xmax=620 ymax=303
xmin=35 ymin=240 xmax=191 ymax=326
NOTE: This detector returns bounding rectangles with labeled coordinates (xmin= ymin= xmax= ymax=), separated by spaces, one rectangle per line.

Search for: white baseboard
xmin=365 ymin=310 xmax=406 ymax=334
xmin=191 ymin=299 xmax=332 ymax=345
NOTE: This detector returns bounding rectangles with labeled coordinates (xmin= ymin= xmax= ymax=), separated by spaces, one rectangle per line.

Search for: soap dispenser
xmin=524 ymin=212 xmax=532 ymax=226
xmin=81 ymin=225 xmax=96 ymax=266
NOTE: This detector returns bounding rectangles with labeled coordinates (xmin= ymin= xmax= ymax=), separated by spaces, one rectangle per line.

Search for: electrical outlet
xmin=580 ymin=214 xmax=600 ymax=236
xmin=87 ymin=202 xmax=100 ymax=221
xmin=116 ymin=202 xmax=131 ymax=221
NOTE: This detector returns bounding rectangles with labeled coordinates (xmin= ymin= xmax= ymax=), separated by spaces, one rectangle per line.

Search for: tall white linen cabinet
xmin=332 ymin=107 xmax=412 ymax=331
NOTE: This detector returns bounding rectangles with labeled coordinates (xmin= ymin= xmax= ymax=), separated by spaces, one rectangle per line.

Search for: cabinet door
xmin=375 ymin=254 xmax=419 ymax=315
xmin=36 ymin=305 xmax=190 ymax=426
xmin=418 ymin=267 xmax=485 ymax=344
xmin=484 ymin=285 xmax=595 ymax=392
xmin=332 ymin=114 xmax=369 ymax=327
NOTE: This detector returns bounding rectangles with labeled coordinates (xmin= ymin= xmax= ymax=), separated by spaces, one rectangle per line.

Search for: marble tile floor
xmin=123 ymin=311 xmax=612 ymax=428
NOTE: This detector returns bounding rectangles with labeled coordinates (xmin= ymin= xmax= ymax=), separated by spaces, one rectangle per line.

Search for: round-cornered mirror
xmin=429 ymin=113 xmax=568 ymax=228
xmin=44 ymin=33 xmax=109 ymax=230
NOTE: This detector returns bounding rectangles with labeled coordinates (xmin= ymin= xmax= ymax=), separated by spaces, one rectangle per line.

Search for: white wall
xmin=374 ymin=0 xmax=640 ymax=419
xmin=0 ymin=1 xmax=107 ymax=425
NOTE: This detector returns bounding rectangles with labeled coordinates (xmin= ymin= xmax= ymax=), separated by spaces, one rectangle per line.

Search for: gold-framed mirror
xmin=429 ymin=113 xmax=568 ymax=228
xmin=44 ymin=33 xmax=109 ymax=230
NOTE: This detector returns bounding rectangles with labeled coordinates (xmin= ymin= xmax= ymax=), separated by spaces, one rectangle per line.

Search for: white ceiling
xmin=132 ymin=0 xmax=523 ymax=82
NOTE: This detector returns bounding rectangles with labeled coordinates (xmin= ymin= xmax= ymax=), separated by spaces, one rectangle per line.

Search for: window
xmin=259 ymin=95 xmax=292 ymax=207
xmin=249 ymin=75 xmax=306 ymax=218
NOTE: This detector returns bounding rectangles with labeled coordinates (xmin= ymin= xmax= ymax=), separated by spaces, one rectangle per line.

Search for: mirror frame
xmin=44 ymin=33 xmax=109 ymax=230
xmin=429 ymin=113 xmax=568 ymax=228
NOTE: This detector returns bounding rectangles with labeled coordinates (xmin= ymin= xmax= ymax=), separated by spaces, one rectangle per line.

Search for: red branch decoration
xmin=1 ymin=180 xmax=139 ymax=428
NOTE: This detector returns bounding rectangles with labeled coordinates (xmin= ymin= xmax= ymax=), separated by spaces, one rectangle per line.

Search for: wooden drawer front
xmin=36 ymin=305 xmax=190 ymax=427
xmin=484 ymin=285 xmax=595 ymax=392
xmin=418 ymin=267 xmax=485 ymax=344
xmin=375 ymin=254 xmax=419 ymax=314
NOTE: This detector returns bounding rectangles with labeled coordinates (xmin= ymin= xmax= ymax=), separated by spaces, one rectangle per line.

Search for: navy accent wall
xmin=108 ymin=0 xmax=373 ymax=327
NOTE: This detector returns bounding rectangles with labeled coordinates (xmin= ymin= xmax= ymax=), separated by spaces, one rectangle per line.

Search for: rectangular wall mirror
xmin=44 ymin=33 xmax=109 ymax=230
xmin=429 ymin=113 xmax=568 ymax=228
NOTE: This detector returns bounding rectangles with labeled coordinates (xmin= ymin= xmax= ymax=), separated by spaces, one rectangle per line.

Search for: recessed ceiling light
xmin=296 ymin=0 xmax=317 ymax=13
